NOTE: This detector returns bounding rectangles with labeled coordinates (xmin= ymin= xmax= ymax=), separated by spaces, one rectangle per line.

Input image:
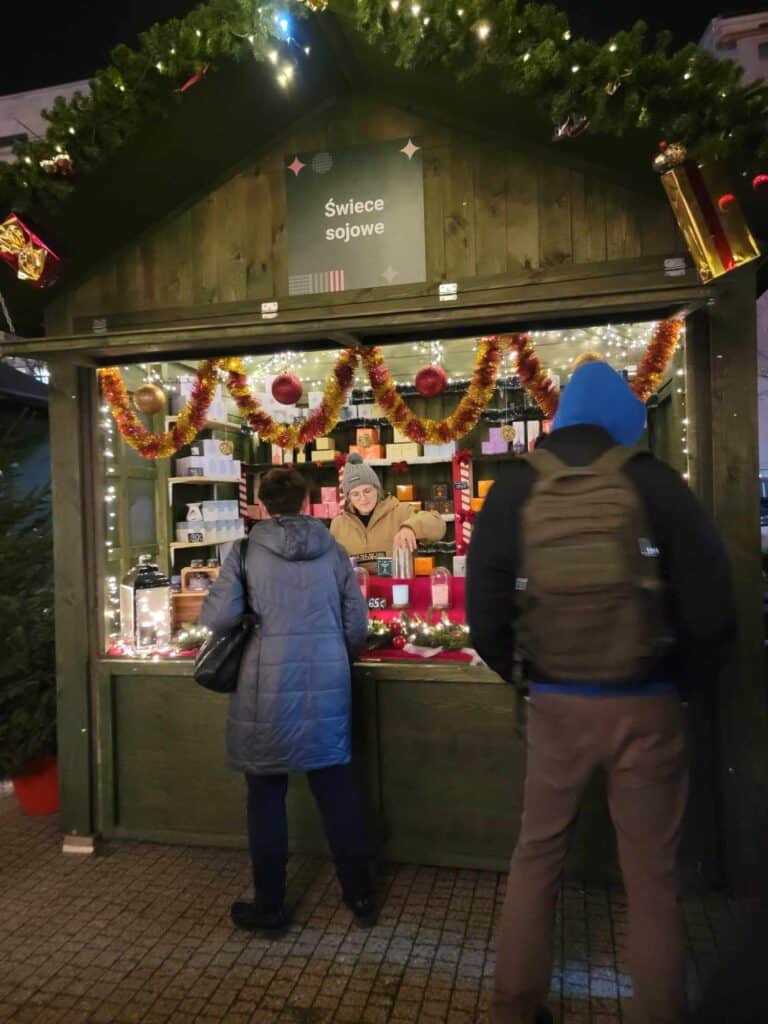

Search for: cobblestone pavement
xmin=0 ymin=785 xmax=734 ymax=1024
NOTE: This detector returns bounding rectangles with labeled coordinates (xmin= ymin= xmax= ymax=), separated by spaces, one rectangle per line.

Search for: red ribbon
xmin=683 ymin=161 xmax=735 ymax=273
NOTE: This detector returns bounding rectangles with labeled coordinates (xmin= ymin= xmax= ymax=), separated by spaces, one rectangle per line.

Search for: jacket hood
xmin=249 ymin=516 xmax=335 ymax=562
xmin=552 ymin=361 xmax=647 ymax=446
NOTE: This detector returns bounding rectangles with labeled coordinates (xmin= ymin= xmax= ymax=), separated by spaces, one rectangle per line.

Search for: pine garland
xmin=0 ymin=0 xmax=310 ymax=215
xmin=354 ymin=0 xmax=768 ymax=169
xmin=1 ymin=0 xmax=766 ymax=221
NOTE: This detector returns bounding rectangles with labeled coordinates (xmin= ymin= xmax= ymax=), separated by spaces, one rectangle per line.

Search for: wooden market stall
xmin=0 ymin=4 xmax=765 ymax=889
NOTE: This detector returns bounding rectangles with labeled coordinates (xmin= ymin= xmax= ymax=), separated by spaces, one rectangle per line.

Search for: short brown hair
xmin=258 ymin=467 xmax=308 ymax=516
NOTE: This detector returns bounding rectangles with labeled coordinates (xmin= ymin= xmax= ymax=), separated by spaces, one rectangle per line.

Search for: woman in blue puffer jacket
xmin=201 ymin=467 xmax=373 ymax=932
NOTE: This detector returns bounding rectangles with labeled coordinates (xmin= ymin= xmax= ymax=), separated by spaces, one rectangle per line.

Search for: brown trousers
xmin=493 ymin=693 xmax=689 ymax=1024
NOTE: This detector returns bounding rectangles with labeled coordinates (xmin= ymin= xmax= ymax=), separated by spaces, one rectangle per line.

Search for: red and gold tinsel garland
xmin=99 ymin=321 xmax=683 ymax=458
xmin=98 ymin=360 xmax=220 ymax=459
xmin=223 ymin=348 xmax=360 ymax=448
xmin=629 ymin=319 xmax=684 ymax=403
xmin=361 ymin=338 xmax=503 ymax=444
xmin=505 ymin=332 xmax=560 ymax=417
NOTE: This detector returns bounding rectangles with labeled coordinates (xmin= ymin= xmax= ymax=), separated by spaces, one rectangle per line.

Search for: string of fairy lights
xmin=100 ymin=400 xmax=121 ymax=639
xmin=99 ymin=322 xmax=690 ymax=647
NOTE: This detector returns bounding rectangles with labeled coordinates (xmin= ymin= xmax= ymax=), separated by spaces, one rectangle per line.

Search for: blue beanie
xmin=552 ymin=361 xmax=646 ymax=446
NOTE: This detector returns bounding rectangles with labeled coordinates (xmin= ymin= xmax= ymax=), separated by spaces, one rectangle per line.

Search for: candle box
xmin=431 ymin=483 xmax=450 ymax=500
xmin=396 ymin=484 xmax=415 ymax=501
xmin=312 ymin=503 xmax=330 ymax=518
xmin=190 ymin=438 xmax=234 ymax=458
xmin=311 ymin=450 xmax=339 ymax=463
xmin=423 ymin=442 xmax=456 ymax=458
xmin=321 ymin=486 xmax=338 ymax=503
xmin=349 ymin=444 xmax=384 ymax=459
xmin=438 ymin=500 xmax=454 ymax=515
xmin=315 ymin=437 xmax=334 ymax=451
xmin=453 ymin=556 xmax=467 ymax=578
xmin=424 ymin=500 xmax=439 ymax=512
xmin=296 ymin=451 xmax=306 ymax=463
xmin=386 ymin=443 xmax=423 ymax=460
xmin=271 ymin=445 xmax=285 ymax=465
xmin=326 ymin=502 xmax=342 ymax=518
xmin=356 ymin=427 xmax=380 ymax=447
xmin=414 ymin=556 xmax=435 ymax=575
xmin=481 ymin=441 xmax=507 ymax=455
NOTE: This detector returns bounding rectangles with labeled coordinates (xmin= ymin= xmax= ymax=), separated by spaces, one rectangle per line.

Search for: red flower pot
xmin=12 ymin=756 xmax=60 ymax=815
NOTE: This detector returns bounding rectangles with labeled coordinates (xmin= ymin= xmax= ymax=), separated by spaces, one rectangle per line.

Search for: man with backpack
xmin=466 ymin=358 xmax=736 ymax=1024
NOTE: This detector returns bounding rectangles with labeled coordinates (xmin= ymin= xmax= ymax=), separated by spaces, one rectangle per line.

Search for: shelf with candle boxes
xmin=169 ymin=434 xmax=245 ymax=577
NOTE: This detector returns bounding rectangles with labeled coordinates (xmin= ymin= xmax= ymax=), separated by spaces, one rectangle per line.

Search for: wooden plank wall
xmin=56 ymin=100 xmax=681 ymax=326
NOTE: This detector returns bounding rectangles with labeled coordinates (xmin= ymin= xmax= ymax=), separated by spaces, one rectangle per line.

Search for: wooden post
xmin=708 ymin=265 xmax=768 ymax=893
xmin=48 ymin=356 xmax=95 ymax=847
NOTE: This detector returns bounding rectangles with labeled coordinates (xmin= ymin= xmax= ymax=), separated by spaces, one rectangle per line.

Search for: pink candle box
xmin=312 ymin=503 xmax=330 ymax=518
xmin=326 ymin=502 xmax=342 ymax=518
xmin=321 ymin=486 xmax=339 ymax=504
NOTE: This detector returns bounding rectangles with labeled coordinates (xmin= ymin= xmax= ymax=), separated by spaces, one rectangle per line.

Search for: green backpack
xmin=515 ymin=446 xmax=669 ymax=682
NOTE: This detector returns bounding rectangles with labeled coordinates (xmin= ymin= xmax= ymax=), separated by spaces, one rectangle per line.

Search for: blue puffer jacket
xmin=200 ymin=516 xmax=368 ymax=774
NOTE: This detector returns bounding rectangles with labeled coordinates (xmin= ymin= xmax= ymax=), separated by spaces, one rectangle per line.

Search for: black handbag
xmin=194 ymin=538 xmax=259 ymax=694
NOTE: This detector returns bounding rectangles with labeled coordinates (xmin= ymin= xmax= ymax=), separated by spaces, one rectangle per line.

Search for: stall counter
xmin=94 ymin=656 xmax=617 ymax=877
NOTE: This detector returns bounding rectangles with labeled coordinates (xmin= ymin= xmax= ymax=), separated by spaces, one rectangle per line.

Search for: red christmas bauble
xmin=718 ymin=192 xmax=736 ymax=212
xmin=392 ymin=634 xmax=407 ymax=650
xmin=752 ymin=174 xmax=768 ymax=193
xmin=389 ymin=619 xmax=403 ymax=636
xmin=271 ymin=373 xmax=303 ymax=405
xmin=415 ymin=364 xmax=448 ymax=397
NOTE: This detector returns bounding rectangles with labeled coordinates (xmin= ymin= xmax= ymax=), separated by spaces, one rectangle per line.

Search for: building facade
xmin=700 ymin=11 xmax=768 ymax=84
xmin=0 ymin=81 xmax=89 ymax=163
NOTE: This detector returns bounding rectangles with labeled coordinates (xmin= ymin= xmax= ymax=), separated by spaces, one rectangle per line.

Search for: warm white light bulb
xmin=474 ymin=20 xmax=491 ymax=41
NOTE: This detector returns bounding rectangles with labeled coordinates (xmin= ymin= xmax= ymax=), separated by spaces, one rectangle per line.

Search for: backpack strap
xmin=521 ymin=448 xmax=570 ymax=479
xmin=588 ymin=445 xmax=640 ymax=475
xmin=524 ymin=445 xmax=640 ymax=479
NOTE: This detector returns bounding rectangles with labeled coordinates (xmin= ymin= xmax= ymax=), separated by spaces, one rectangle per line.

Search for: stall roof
xmin=1 ymin=9 xmax=765 ymax=333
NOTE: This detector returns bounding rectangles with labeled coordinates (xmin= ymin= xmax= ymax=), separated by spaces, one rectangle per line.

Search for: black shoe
xmin=345 ymin=895 xmax=378 ymax=928
xmin=534 ymin=1008 xmax=554 ymax=1024
xmin=230 ymin=900 xmax=290 ymax=933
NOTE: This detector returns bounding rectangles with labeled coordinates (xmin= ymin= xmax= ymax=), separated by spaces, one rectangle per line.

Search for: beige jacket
xmin=330 ymin=495 xmax=446 ymax=570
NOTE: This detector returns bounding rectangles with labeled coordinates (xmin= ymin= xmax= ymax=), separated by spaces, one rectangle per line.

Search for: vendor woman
xmin=331 ymin=453 xmax=446 ymax=569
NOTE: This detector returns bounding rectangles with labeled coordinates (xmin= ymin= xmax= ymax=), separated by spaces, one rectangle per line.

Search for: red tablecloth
xmin=361 ymin=575 xmax=472 ymax=661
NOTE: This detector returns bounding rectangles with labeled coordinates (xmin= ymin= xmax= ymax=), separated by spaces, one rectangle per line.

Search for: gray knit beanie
xmin=341 ymin=453 xmax=383 ymax=495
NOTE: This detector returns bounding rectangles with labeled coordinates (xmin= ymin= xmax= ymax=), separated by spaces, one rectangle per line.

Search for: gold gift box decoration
xmin=653 ymin=143 xmax=759 ymax=283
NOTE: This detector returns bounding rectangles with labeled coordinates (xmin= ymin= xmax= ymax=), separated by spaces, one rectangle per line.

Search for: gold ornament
xmin=218 ymin=440 xmax=234 ymax=456
xmin=133 ymin=383 xmax=167 ymax=415
xmin=302 ymin=0 xmax=328 ymax=9
xmin=652 ymin=142 xmax=687 ymax=174
xmin=500 ymin=424 xmax=516 ymax=443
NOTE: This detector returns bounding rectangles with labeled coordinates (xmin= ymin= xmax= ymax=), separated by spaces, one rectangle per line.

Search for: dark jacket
xmin=201 ymin=515 xmax=368 ymax=773
xmin=466 ymin=425 xmax=737 ymax=693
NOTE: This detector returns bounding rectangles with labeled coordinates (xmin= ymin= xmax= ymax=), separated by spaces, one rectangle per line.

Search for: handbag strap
xmin=239 ymin=536 xmax=250 ymax=613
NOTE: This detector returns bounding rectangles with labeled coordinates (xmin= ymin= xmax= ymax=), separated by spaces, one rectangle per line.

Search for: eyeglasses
xmin=349 ymin=486 xmax=377 ymax=500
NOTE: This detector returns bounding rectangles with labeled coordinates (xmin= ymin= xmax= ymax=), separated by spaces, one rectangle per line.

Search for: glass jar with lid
xmin=430 ymin=566 xmax=451 ymax=610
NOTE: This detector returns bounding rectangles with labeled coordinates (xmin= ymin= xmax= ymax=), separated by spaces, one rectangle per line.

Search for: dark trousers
xmin=493 ymin=694 xmax=689 ymax=1024
xmin=245 ymin=763 xmax=371 ymax=909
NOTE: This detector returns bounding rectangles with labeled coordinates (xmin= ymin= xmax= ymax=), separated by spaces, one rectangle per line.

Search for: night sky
xmin=2 ymin=1 xmax=767 ymax=95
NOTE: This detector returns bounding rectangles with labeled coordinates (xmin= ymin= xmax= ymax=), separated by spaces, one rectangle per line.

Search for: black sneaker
xmin=230 ymin=900 xmax=290 ymax=933
xmin=345 ymin=895 xmax=378 ymax=928
xmin=535 ymin=1008 xmax=554 ymax=1024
